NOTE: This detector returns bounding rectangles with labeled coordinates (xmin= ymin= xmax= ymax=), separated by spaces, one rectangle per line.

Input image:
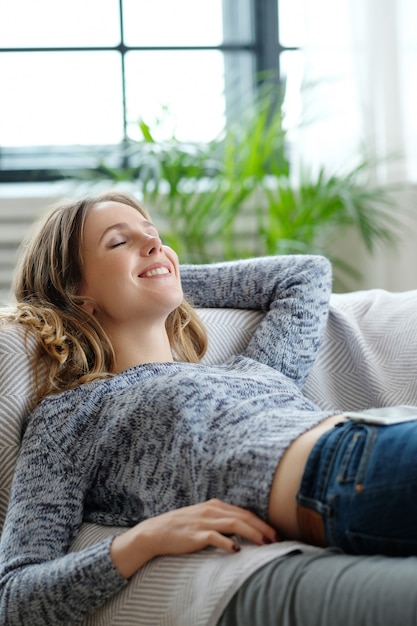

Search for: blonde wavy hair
xmin=7 ymin=190 xmax=207 ymax=402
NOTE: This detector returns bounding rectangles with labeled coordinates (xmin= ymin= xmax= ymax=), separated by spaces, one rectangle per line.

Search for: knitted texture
xmin=0 ymin=255 xmax=334 ymax=625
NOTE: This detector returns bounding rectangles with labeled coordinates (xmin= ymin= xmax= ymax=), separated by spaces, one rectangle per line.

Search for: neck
xmin=106 ymin=323 xmax=174 ymax=373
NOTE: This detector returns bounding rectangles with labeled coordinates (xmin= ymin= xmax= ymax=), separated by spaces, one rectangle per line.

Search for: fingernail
xmin=233 ymin=543 xmax=241 ymax=552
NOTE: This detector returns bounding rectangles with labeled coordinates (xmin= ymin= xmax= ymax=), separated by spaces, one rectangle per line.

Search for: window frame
xmin=0 ymin=0 xmax=297 ymax=183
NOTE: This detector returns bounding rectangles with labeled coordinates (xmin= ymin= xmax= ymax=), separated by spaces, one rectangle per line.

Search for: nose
xmin=141 ymin=232 xmax=163 ymax=256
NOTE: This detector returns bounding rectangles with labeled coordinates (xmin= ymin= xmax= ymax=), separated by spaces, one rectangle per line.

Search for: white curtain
xmin=289 ymin=0 xmax=417 ymax=291
xmin=295 ymin=0 xmax=417 ymax=181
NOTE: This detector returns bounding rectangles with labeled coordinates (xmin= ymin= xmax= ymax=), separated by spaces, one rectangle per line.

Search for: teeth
xmin=143 ymin=267 xmax=169 ymax=278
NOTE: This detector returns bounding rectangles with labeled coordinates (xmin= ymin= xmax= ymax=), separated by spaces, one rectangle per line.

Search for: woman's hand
xmin=110 ymin=499 xmax=278 ymax=579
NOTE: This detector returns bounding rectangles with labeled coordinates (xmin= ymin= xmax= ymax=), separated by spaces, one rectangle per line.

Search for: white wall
xmin=0 ymin=182 xmax=72 ymax=304
xmin=327 ymin=184 xmax=417 ymax=292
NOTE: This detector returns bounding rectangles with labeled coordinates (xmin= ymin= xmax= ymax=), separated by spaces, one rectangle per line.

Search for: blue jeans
xmin=296 ymin=420 xmax=417 ymax=556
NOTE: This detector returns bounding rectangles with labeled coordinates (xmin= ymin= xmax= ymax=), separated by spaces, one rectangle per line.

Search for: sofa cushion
xmin=0 ymin=323 xmax=40 ymax=533
xmin=303 ymin=289 xmax=417 ymax=411
xmin=201 ymin=291 xmax=417 ymax=414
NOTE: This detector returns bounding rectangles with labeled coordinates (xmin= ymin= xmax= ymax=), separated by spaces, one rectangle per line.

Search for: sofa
xmin=1 ymin=283 xmax=417 ymax=624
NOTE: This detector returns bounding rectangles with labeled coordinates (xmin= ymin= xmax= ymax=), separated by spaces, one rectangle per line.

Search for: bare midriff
xmin=268 ymin=414 xmax=347 ymax=541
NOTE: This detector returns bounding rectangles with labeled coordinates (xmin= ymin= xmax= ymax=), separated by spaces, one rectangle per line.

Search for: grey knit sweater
xmin=0 ymin=255 xmax=334 ymax=625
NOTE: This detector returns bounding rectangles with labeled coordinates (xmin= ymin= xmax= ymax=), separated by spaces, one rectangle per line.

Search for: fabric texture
xmin=201 ymin=288 xmax=417 ymax=412
xmin=303 ymin=288 xmax=417 ymax=410
xmin=0 ymin=323 xmax=42 ymax=533
xmin=218 ymin=549 xmax=417 ymax=626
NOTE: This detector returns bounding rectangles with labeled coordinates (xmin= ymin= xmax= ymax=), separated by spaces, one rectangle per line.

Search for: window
xmin=0 ymin=0 xmax=299 ymax=182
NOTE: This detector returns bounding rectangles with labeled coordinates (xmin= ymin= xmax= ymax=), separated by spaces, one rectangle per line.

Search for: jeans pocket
xmin=337 ymin=425 xmax=375 ymax=485
xmin=328 ymin=481 xmax=417 ymax=556
xmin=346 ymin=530 xmax=417 ymax=557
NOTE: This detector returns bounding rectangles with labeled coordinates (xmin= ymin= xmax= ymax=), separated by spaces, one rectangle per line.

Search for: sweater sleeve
xmin=0 ymin=417 xmax=128 ymax=626
xmin=181 ymin=255 xmax=332 ymax=386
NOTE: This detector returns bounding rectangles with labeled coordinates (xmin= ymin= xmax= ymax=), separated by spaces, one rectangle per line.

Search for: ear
xmin=77 ymin=282 xmax=95 ymax=315
xmin=80 ymin=298 xmax=95 ymax=315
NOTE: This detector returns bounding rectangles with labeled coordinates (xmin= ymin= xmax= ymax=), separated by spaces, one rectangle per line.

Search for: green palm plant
xmin=80 ymin=84 xmax=405 ymax=287
xmin=138 ymin=83 xmax=289 ymax=262
xmin=256 ymin=162 xmax=400 ymax=283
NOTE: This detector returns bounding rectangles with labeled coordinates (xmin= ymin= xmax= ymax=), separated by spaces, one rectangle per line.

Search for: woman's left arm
xmin=181 ymin=255 xmax=332 ymax=386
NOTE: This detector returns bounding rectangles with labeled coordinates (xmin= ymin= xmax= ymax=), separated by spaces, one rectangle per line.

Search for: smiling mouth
xmin=140 ymin=267 xmax=170 ymax=278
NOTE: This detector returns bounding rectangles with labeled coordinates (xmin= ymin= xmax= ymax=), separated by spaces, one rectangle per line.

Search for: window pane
xmin=125 ymin=50 xmax=225 ymax=142
xmin=279 ymin=0 xmax=304 ymax=47
xmin=280 ymin=50 xmax=304 ymax=129
xmin=301 ymin=1 xmax=352 ymax=47
xmin=0 ymin=0 xmax=120 ymax=47
xmin=0 ymin=52 xmax=124 ymax=146
xmin=123 ymin=0 xmax=224 ymax=46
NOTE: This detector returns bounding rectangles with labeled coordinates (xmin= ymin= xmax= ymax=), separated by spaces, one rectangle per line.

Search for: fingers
xmin=187 ymin=499 xmax=278 ymax=550
xmin=133 ymin=499 xmax=279 ymax=563
xmin=112 ymin=499 xmax=279 ymax=577
xmin=197 ymin=528 xmax=242 ymax=554
xmin=190 ymin=499 xmax=279 ymax=546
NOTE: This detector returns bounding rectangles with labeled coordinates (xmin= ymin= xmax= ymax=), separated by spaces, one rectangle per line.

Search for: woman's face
xmin=78 ymin=201 xmax=183 ymax=331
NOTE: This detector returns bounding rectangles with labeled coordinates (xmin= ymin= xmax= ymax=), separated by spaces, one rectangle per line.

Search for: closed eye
xmin=110 ymin=240 xmax=126 ymax=249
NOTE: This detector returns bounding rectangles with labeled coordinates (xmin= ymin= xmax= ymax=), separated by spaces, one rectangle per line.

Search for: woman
xmin=1 ymin=190 xmax=417 ymax=625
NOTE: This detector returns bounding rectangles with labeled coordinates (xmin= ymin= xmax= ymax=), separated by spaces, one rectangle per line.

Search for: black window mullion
xmin=253 ymin=0 xmax=280 ymax=83
xmin=118 ymin=0 xmax=129 ymax=166
xmin=0 ymin=0 xmax=288 ymax=182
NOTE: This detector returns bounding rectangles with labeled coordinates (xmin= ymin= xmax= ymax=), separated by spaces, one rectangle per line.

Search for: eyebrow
xmin=98 ymin=220 xmax=154 ymax=244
